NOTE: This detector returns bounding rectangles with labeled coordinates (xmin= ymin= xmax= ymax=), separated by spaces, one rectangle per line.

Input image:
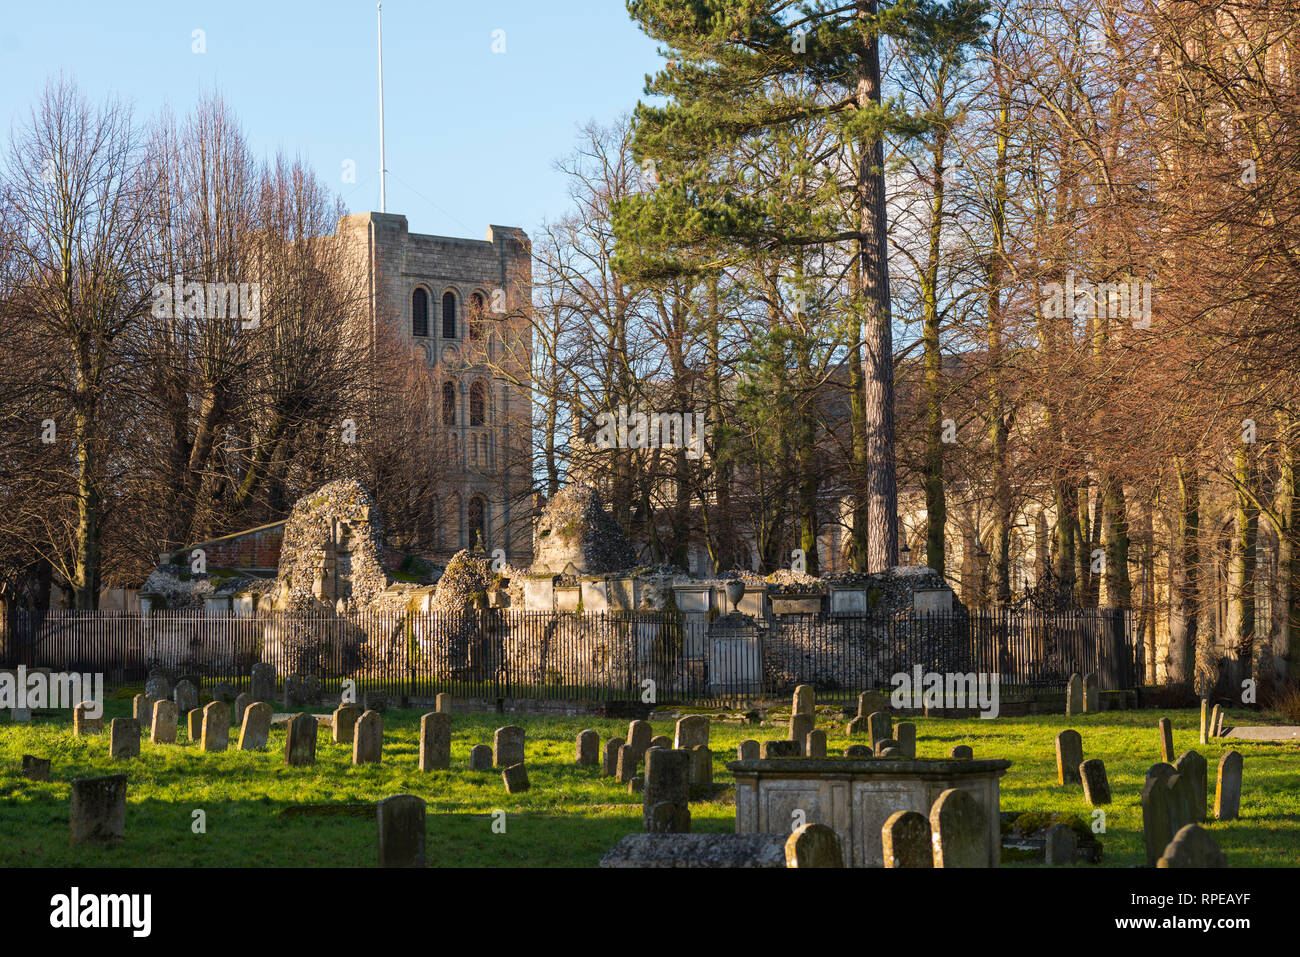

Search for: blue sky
xmin=0 ymin=0 xmax=665 ymax=240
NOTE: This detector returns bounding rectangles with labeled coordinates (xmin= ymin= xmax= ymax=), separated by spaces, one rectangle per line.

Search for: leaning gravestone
xmin=847 ymin=715 xmax=869 ymax=737
xmin=626 ymin=720 xmax=653 ymax=763
xmin=132 ymin=693 xmax=156 ymax=726
xmin=804 ymin=729 xmax=827 ymax=759
xmin=333 ymin=704 xmax=361 ymax=744
xmin=502 ymin=763 xmax=530 ymax=793
xmin=1174 ymin=750 xmax=1208 ymax=822
xmin=73 ymin=702 xmax=102 ymax=736
xmin=1055 ymin=730 xmax=1083 ymax=785
xmin=151 ymin=700 xmax=178 ymax=744
xmin=70 ymin=774 xmax=127 ymax=846
xmin=376 ymin=794 xmax=426 ymax=867
xmin=643 ymin=749 xmax=691 ymax=832
xmin=284 ymin=713 xmax=317 ymax=767
xmin=575 ymin=729 xmax=600 ymax=766
xmin=186 ymin=709 xmax=202 ymax=743
xmin=881 ymin=810 xmax=932 ymax=868
xmin=493 ymin=726 xmax=525 ymax=768
xmin=1214 ymin=751 xmax=1243 ymax=823
xmin=762 ymin=740 xmax=801 ymax=758
xmin=792 ymin=684 xmax=814 ymax=716
xmin=353 ymin=710 xmax=383 ymax=765
xmin=1083 ymin=672 xmax=1099 ymax=712
xmin=22 ymin=755 xmax=51 ymax=781
xmin=895 ymin=722 xmax=917 ymax=759
xmin=867 ymin=711 xmax=892 ymax=746
xmin=201 ymin=701 xmax=230 ymax=752
xmin=930 ymin=788 xmax=989 ymax=868
xmin=469 ymin=744 xmax=493 ymax=770
xmin=109 ymin=719 xmax=140 ymax=760
xmin=951 ymin=745 xmax=973 ymax=759
xmin=1065 ymin=673 xmax=1083 ymax=715
xmin=1214 ymin=708 xmax=1226 ymax=738
xmin=1158 ymin=717 xmax=1175 ymax=763
xmin=1079 ymin=758 xmax=1111 ymax=805
xmin=1045 ymin=822 xmax=1078 ymax=866
xmin=1157 ymin=823 xmax=1227 ymax=868
xmin=1209 ymin=704 xmax=1222 ymax=739
xmin=674 ymin=714 xmax=710 ymax=750
xmin=789 ymin=712 xmax=814 ymax=744
xmin=239 ymin=702 xmax=272 ymax=751
xmin=602 ymin=737 xmax=624 ymax=776
xmin=233 ymin=693 xmax=251 ymax=728
xmin=785 ymin=823 xmax=842 ymax=868
xmin=419 ymin=712 xmax=451 ymax=771
xmin=173 ymin=680 xmax=198 ymax=716
xmin=737 ymin=740 xmax=759 ymax=761
xmin=250 ymin=663 xmax=275 ymax=702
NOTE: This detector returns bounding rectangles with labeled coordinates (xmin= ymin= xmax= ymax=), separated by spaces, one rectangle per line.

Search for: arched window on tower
xmin=412 ymin=288 xmax=429 ymax=337
xmin=469 ymin=292 xmax=485 ymax=340
xmin=468 ymin=496 xmax=487 ymax=551
xmin=470 ymin=380 xmax=487 ymax=427
xmin=442 ymin=291 xmax=457 ymax=339
xmin=442 ymin=381 xmax=457 ymax=426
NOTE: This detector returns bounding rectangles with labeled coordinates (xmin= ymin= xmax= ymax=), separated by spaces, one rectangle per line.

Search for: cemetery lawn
xmin=2 ymin=699 xmax=1297 ymax=867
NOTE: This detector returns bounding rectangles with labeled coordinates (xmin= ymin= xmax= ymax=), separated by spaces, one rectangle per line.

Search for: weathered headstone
xmin=1214 ymin=750 xmax=1242 ymax=822
xmin=1083 ymin=672 xmax=1099 ymax=712
xmin=332 ymin=703 xmax=361 ymax=744
xmin=616 ymin=744 xmax=638 ymax=783
xmin=844 ymin=744 xmax=873 ymax=758
xmin=878 ymin=746 xmax=902 ymax=758
xmin=649 ymin=734 xmax=672 ymax=751
xmin=1044 ymin=822 xmax=1078 ymax=866
xmin=1214 ymin=708 xmax=1225 ymax=738
xmin=132 ymin=693 xmax=156 ymax=725
xmin=376 ymin=794 xmax=426 ymax=867
xmin=1141 ymin=771 xmax=1178 ymax=866
xmin=626 ymin=719 xmax=653 ymax=762
xmin=282 ymin=675 xmax=305 ymax=709
xmin=435 ymin=693 xmax=452 ymax=713
xmin=1158 ymin=717 xmax=1175 ymax=763
xmin=363 ymin=689 xmax=388 ymax=713
xmin=643 ymin=748 xmax=690 ymax=832
xmin=804 ymin=729 xmax=827 ymax=759
xmin=493 ymin=725 xmax=525 ymax=768
xmin=1157 ymin=823 xmax=1227 ymax=868
xmin=186 ymin=709 xmax=202 ymax=742
xmin=109 ymin=718 xmax=140 ymax=759
xmin=1065 ymin=672 xmax=1083 ymax=715
xmin=150 ymin=699 xmax=178 ymax=744
xmin=353 ymin=710 xmax=383 ymax=765
xmin=250 ymin=662 xmax=275 ymax=702
xmin=469 ymin=744 xmax=493 ymax=770
xmin=792 ymin=684 xmax=814 ymax=716
xmin=846 ymin=715 xmax=869 ymax=737
xmin=574 ymin=729 xmax=599 ymax=766
xmin=144 ymin=674 xmax=171 ymax=701
xmin=762 ymin=739 xmax=801 ymax=758
xmin=70 ymin=773 xmax=127 ymax=846
xmin=21 ymin=755 xmax=51 ymax=781
xmin=688 ymin=745 xmax=712 ymax=788
xmin=10 ymin=706 xmax=31 ymax=723
xmin=895 ymin=722 xmax=916 ymax=759
xmin=284 ymin=712 xmax=317 ymax=767
xmin=950 ymin=744 xmax=973 ymax=759
xmin=602 ymin=737 xmax=624 ymax=776
xmin=628 ymin=775 xmax=644 ymax=794
xmin=1055 ymin=729 xmax=1084 ymax=786
xmin=1199 ymin=698 xmax=1210 ymax=745
xmin=173 ymin=680 xmax=198 ymax=715
xmin=1209 ymin=703 xmax=1222 ymax=739
xmin=737 ymin=739 xmax=759 ymax=761
xmin=212 ymin=681 xmax=235 ymax=704
xmin=1080 ymin=758 xmax=1111 ymax=805
xmin=874 ymin=738 xmax=895 ymax=756
xmin=674 ymin=714 xmax=710 ymax=750
xmin=785 ymin=823 xmax=842 ymax=868
xmin=239 ymin=701 xmax=272 ymax=751
xmin=881 ymin=810 xmax=932 ymax=868
xmin=502 ymin=762 xmax=530 ymax=793
xmin=201 ymin=701 xmax=230 ymax=752
xmin=233 ymin=692 xmax=251 ymax=728
xmin=419 ymin=712 xmax=452 ymax=771
xmin=789 ymin=712 xmax=814 ymax=744
xmin=929 ymin=787 xmax=989 ymax=868
xmin=647 ymin=801 xmax=691 ymax=834
xmin=867 ymin=711 xmax=891 ymax=747
xmin=1174 ymin=750 xmax=1207 ymax=822
xmin=73 ymin=702 xmax=102 ymax=736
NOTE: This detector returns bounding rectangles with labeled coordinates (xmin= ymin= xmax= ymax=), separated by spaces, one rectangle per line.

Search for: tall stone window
xmin=469 ymin=380 xmax=487 ymax=427
xmin=442 ymin=291 xmax=457 ymax=339
xmin=442 ymin=381 xmax=457 ymax=426
xmin=468 ymin=495 xmax=486 ymax=550
xmin=468 ymin=292 xmax=485 ymax=340
xmin=412 ymin=287 xmax=429 ymax=337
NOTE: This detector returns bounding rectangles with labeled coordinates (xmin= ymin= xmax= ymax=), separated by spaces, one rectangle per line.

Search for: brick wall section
xmin=190 ymin=522 xmax=286 ymax=571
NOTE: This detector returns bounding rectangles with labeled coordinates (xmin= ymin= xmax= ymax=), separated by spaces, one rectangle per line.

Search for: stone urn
xmin=724 ymin=579 xmax=746 ymax=607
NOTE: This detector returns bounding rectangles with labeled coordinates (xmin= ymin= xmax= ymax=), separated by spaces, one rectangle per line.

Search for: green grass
xmin=2 ymin=701 xmax=1297 ymax=867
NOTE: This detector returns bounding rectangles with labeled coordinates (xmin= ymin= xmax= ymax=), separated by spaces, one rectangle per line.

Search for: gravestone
xmin=144 ymin=675 xmax=172 ymax=701
xmin=643 ymin=749 xmax=690 ymax=831
xmin=1168 ymin=771 xmax=1197 ymax=830
xmin=250 ymin=662 xmax=275 ymax=702
xmin=362 ymin=690 xmax=388 ymax=713
xmin=762 ymin=740 xmax=801 ymax=758
xmin=602 ymin=737 xmax=624 ymax=776
xmin=847 ymin=715 xmax=869 ymax=737
xmin=151 ymin=700 xmax=177 ymax=744
xmin=628 ymin=776 xmax=644 ymax=794
xmin=881 ymin=810 xmax=932 ymax=868
xmin=239 ymin=702 xmax=272 ymax=751
xmin=951 ymin=745 xmax=973 ymax=759
xmin=435 ymin=693 xmax=452 ymax=713
xmin=616 ymin=744 xmax=638 ymax=783
xmin=201 ymin=701 xmax=230 ymax=752
xmin=1066 ymin=673 xmax=1083 ymax=715
xmin=1083 ymin=672 xmax=1099 ymax=712
xmin=737 ymin=740 xmax=759 ymax=761
xmin=856 ymin=691 xmax=874 ymax=716
xmin=878 ymin=746 xmax=902 ymax=758
xmin=1080 ymin=758 xmax=1111 ymax=805
xmin=1055 ymin=729 xmax=1084 ymax=785
xmin=930 ymin=788 xmax=989 ymax=868
xmin=674 ymin=715 xmax=710 ymax=750
xmin=186 ymin=709 xmax=202 ymax=743
xmin=1146 ymin=761 xmax=1176 ymax=789
xmin=420 ymin=712 xmax=452 ymax=771
xmin=233 ymin=693 xmax=251 ymax=728
xmin=575 ymin=729 xmax=600 ymax=766
xmin=469 ymin=744 xmax=493 ymax=770
xmin=178 ymin=673 xmax=201 ymax=694
xmin=648 ymin=801 xmax=691 ymax=834
xmin=649 ymin=735 xmax=672 ymax=751
xmin=895 ymin=722 xmax=917 ymax=759
xmin=494 ymin=726 xmax=525 ymax=768
xmin=689 ymin=745 xmax=712 ymax=789
xmin=1158 ymin=717 xmax=1175 ymax=763
xmin=284 ymin=713 xmax=317 ymax=767
xmin=376 ymin=794 xmax=426 ymax=867
xmin=785 ymin=823 xmax=842 ymax=868
xmin=1044 ymin=822 xmax=1077 ymax=866
xmin=10 ymin=707 xmax=31 ymax=723
xmin=1199 ymin=699 xmax=1210 ymax=745
xmin=844 ymin=745 xmax=873 ymax=758
xmin=132 ymin=693 xmax=156 ymax=725
xmin=353 ymin=710 xmax=383 ymax=765
xmin=70 ymin=774 xmax=127 ymax=846
xmin=109 ymin=719 xmax=140 ymax=759
xmin=22 ymin=755 xmax=51 ymax=780
xmin=804 ymin=729 xmax=827 ymax=759
xmin=302 ymin=675 xmax=321 ymax=706
xmin=1209 ymin=704 xmax=1222 ymax=739
xmin=875 ymin=739 xmax=896 ymax=756
xmin=867 ymin=711 xmax=891 ymax=747
xmin=333 ymin=704 xmax=361 ymax=744
xmin=1174 ymin=750 xmax=1207 ymax=822
xmin=283 ymin=675 xmax=306 ymax=709
xmin=1214 ymin=708 xmax=1225 ymax=737
xmin=73 ymin=702 xmax=102 ymax=736
xmin=1215 ymin=751 xmax=1242 ymax=822
xmin=792 ymin=684 xmax=814 ymax=716
xmin=1157 ymin=823 xmax=1227 ymax=868
xmin=1141 ymin=771 xmax=1180 ymax=866
xmin=212 ymin=682 xmax=235 ymax=704
xmin=626 ymin=720 xmax=653 ymax=762
xmin=174 ymin=680 xmax=198 ymax=715
xmin=502 ymin=763 xmax=530 ymax=793
xmin=789 ymin=712 xmax=814 ymax=744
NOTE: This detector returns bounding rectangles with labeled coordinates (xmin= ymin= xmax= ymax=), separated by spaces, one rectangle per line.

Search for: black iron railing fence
xmin=0 ymin=606 xmax=1138 ymax=707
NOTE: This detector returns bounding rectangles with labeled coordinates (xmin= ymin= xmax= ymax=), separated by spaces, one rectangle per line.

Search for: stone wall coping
xmin=726 ymin=757 xmax=1011 ymax=777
